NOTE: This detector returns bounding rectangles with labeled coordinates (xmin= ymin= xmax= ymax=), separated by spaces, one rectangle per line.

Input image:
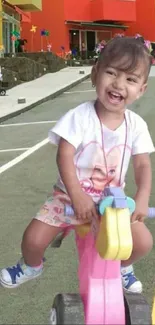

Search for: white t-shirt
xmin=49 ymin=101 xmax=155 ymax=202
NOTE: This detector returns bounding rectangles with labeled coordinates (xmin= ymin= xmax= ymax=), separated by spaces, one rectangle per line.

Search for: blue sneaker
xmin=0 ymin=258 xmax=43 ymax=288
xmin=121 ymin=265 xmax=142 ymax=293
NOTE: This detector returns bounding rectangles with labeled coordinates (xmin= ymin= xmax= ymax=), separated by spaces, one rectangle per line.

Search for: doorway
xmin=86 ymin=31 xmax=95 ymax=51
xmin=69 ymin=30 xmax=79 ymax=52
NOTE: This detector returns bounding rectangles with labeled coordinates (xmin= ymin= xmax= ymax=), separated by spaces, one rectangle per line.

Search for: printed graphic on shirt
xmin=75 ymin=141 xmax=131 ymax=198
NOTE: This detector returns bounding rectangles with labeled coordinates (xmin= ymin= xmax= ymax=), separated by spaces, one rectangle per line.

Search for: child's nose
xmin=112 ymin=76 xmax=125 ymax=90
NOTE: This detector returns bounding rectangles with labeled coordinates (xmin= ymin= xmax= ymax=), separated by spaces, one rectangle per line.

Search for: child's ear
xmin=142 ymin=83 xmax=148 ymax=93
xmin=140 ymin=83 xmax=148 ymax=97
xmin=91 ymin=65 xmax=97 ymax=87
xmin=136 ymin=83 xmax=147 ymax=100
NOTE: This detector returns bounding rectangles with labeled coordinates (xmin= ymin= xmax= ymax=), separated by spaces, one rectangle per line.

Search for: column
xmin=0 ymin=0 xmax=3 ymax=47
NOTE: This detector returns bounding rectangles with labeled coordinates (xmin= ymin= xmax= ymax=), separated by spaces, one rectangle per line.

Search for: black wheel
xmin=0 ymin=89 xmax=6 ymax=96
xmin=124 ymin=292 xmax=151 ymax=324
xmin=49 ymin=294 xmax=85 ymax=324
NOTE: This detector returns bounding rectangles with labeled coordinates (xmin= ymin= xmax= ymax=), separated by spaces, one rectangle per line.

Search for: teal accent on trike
xmin=99 ymin=196 xmax=136 ymax=216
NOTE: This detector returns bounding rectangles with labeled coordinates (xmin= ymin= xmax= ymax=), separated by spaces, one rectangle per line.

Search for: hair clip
xmin=144 ymin=40 xmax=152 ymax=52
xmin=95 ymin=42 xmax=106 ymax=55
xmin=134 ymin=34 xmax=152 ymax=52
xmin=135 ymin=33 xmax=142 ymax=39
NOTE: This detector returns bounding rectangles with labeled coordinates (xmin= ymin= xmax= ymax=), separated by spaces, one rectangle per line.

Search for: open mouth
xmin=108 ymin=91 xmax=124 ymax=104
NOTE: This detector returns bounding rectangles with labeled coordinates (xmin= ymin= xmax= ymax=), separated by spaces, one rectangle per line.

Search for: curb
xmin=0 ymin=73 xmax=91 ymax=123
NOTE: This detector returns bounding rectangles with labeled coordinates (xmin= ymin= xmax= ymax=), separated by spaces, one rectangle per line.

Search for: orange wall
xmin=22 ymin=0 xmax=69 ymax=53
xmin=91 ymin=0 xmax=105 ymax=21
xmin=64 ymin=0 xmax=136 ymax=23
xmin=126 ymin=0 xmax=155 ymax=41
xmin=64 ymin=0 xmax=91 ymax=21
xmin=103 ymin=0 xmax=136 ymax=21
xmin=91 ymin=0 xmax=136 ymax=22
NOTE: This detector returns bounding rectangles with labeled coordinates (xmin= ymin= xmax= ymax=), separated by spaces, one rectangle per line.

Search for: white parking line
xmin=0 ymin=138 xmax=49 ymax=175
xmin=0 ymin=121 xmax=57 ymax=127
xmin=64 ymin=89 xmax=95 ymax=94
xmin=0 ymin=148 xmax=30 ymax=153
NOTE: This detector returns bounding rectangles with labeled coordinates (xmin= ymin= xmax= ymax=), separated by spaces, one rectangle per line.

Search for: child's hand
xmin=71 ymin=191 xmax=98 ymax=221
xmin=131 ymin=195 xmax=148 ymax=222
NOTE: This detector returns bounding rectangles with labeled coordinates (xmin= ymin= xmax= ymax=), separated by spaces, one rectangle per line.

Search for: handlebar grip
xmin=64 ymin=204 xmax=99 ymax=216
xmin=64 ymin=205 xmax=155 ymax=218
xmin=148 ymin=207 xmax=155 ymax=218
xmin=64 ymin=205 xmax=75 ymax=216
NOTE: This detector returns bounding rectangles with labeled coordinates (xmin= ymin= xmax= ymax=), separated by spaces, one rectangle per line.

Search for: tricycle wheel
xmin=49 ymin=293 xmax=84 ymax=324
xmin=124 ymin=292 xmax=151 ymax=324
xmin=0 ymin=89 xmax=6 ymax=96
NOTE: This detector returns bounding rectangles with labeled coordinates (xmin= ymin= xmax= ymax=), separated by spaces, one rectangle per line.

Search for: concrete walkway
xmin=0 ymin=66 xmax=92 ymax=122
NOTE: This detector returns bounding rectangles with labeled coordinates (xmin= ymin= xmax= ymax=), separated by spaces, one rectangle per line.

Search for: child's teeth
xmin=111 ymin=92 xmax=120 ymax=97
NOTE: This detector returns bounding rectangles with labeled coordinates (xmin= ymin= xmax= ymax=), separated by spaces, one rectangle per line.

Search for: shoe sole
xmin=0 ymin=271 xmax=42 ymax=289
xmin=123 ymin=287 xmax=143 ymax=294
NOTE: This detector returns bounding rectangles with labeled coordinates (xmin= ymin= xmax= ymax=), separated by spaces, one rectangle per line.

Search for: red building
xmin=126 ymin=0 xmax=155 ymax=42
xmin=21 ymin=0 xmax=155 ymax=55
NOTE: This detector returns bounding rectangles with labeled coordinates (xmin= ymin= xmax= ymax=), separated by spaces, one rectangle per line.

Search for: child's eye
xmin=109 ymin=169 xmax=116 ymax=175
xmin=127 ymin=77 xmax=137 ymax=83
xmin=94 ymin=167 xmax=101 ymax=172
xmin=106 ymin=70 xmax=116 ymax=76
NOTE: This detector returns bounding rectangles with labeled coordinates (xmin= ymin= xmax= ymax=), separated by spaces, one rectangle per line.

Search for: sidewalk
xmin=0 ymin=66 xmax=92 ymax=122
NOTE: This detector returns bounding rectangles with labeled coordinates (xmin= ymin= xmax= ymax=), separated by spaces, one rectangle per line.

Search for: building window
xmin=96 ymin=30 xmax=112 ymax=43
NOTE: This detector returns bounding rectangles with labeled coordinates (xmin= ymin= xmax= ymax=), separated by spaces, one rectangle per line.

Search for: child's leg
xmin=0 ymin=221 xmax=62 ymax=288
xmin=0 ymin=188 xmax=86 ymax=288
xmin=0 ymin=189 xmax=72 ymax=288
xmin=21 ymin=219 xmax=62 ymax=266
xmin=121 ymin=221 xmax=153 ymax=293
xmin=122 ymin=221 xmax=153 ymax=267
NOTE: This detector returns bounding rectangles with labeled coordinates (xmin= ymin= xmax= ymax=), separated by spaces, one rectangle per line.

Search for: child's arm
xmin=57 ymin=138 xmax=97 ymax=221
xmin=132 ymin=153 xmax=152 ymax=222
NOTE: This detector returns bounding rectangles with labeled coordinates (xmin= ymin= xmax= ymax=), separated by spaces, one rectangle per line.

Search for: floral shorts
xmin=35 ymin=188 xmax=87 ymax=228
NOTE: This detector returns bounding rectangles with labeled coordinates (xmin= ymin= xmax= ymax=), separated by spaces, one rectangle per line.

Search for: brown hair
xmin=97 ymin=36 xmax=152 ymax=79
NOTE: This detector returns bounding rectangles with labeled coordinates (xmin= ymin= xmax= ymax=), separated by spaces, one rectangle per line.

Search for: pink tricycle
xmin=49 ymin=187 xmax=154 ymax=325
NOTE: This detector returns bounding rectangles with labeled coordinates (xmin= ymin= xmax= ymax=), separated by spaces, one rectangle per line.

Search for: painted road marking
xmin=0 ymin=148 xmax=30 ymax=153
xmin=0 ymin=121 xmax=57 ymax=127
xmin=0 ymin=138 xmax=49 ymax=175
